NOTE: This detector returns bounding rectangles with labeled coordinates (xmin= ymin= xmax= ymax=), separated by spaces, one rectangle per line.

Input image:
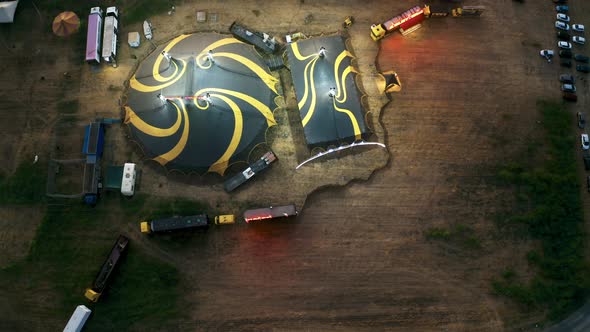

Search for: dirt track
xmin=136 ymin=0 xmax=565 ymax=330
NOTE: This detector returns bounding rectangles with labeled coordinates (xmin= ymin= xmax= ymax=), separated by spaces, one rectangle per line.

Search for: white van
xmin=63 ymin=305 xmax=91 ymax=332
xmin=121 ymin=163 xmax=136 ymax=196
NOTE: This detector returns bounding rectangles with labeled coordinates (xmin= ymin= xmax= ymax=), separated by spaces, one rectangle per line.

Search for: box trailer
xmin=101 ymin=7 xmax=119 ymax=63
xmin=244 ymin=204 xmax=298 ymax=223
xmin=63 ymin=305 xmax=92 ymax=332
xmin=141 ymin=215 xmax=209 ymax=234
xmin=85 ymin=235 xmax=129 ymax=302
xmin=85 ymin=7 xmax=103 ymax=64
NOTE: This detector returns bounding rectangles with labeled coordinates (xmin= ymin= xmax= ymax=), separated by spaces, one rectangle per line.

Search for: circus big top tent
xmin=124 ymin=33 xmax=280 ymax=175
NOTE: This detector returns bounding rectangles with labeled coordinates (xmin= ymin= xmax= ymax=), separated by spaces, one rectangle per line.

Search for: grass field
xmin=492 ymin=100 xmax=590 ymax=321
xmin=0 ymin=195 xmax=192 ymax=331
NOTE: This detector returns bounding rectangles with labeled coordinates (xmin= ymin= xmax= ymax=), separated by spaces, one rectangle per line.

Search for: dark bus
xmin=141 ymin=215 xmax=209 ymax=234
xmin=244 ymin=204 xmax=298 ymax=223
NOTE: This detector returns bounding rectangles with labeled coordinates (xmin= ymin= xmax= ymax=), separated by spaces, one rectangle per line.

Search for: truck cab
xmin=215 ymin=215 xmax=235 ymax=225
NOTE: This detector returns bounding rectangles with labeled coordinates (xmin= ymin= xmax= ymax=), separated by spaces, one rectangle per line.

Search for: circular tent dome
xmin=52 ymin=11 xmax=80 ymax=37
xmin=124 ymin=33 xmax=280 ymax=175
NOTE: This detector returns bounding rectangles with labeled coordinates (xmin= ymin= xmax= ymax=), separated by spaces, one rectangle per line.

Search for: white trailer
xmin=101 ymin=7 xmax=119 ymax=63
xmin=121 ymin=163 xmax=136 ymax=196
xmin=63 ymin=305 xmax=91 ymax=332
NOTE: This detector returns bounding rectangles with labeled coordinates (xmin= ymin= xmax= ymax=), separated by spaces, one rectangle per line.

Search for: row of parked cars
xmin=555 ymin=1 xmax=590 ymax=190
xmin=553 ymin=4 xmax=586 ymax=101
xmin=576 ymin=113 xmax=590 ymax=191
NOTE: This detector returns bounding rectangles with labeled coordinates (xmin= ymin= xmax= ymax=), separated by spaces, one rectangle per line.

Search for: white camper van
xmin=121 ymin=163 xmax=136 ymax=196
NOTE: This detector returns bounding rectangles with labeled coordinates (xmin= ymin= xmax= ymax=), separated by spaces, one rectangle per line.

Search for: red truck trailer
xmin=244 ymin=204 xmax=298 ymax=223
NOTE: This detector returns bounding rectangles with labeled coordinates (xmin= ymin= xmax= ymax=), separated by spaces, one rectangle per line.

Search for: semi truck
xmin=85 ymin=235 xmax=129 ymax=302
xmin=141 ymin=215 xmax=210 ymax=234
xmin=85 ymin=7 xmax=103 ymax=64
xmin=244 ymin=204 xmax=298 ymax=223
xmin=370 ymin=5 xmax=426 ymax=41
xmin=223 ymin=151 xmax=277 ymax=193
xmin=101 ymin=7 xmax=119 ymax=64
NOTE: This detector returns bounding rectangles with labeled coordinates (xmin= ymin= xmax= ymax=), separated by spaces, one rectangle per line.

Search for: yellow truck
xmin=214 ymin=215 xmax=235 ymax=225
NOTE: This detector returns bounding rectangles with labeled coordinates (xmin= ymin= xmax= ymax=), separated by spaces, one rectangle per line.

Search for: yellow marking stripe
xmin=301 ymin=57 xmax=319 ymax=127
xmin=124 ymin=104 xmax=182 ymax=137
xmin=297 ymin=56 xmax=318 ymax=110
xmin=207 ymin=94 xmax=244 ymax=175
xmin=211 ymin=52 xmax=279 ymax=94
xmin=291 ymin=42 xmax=318 ymax=61
xmin=203 ymin=38 xmax=244 ymax=52
xmin=152 ymin=34 xmax=190 ymax=82
xmin=153 ymin=99 xmax=190 ymax=165
xmin=332 ymin=98 xmax=361 ymax=140
xmin=193 ymin=88 xmax=277 ymax=127
xmin=332 ymin=50 xmax=353 ymax=100
xmin=130 ymin=59 xmax=187 ymax=92
xmin=336 ymin=66 xmax=358 ymax=104
xmin=196 ymin=38 xmax=244 ymax=69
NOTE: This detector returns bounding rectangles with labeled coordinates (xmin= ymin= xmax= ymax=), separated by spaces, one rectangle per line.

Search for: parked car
xmin=557 ymin=31 xmax=571 ymax=40
xmin=560 ymin=74 xmax=575 ymax=83
xmin=563 ymin=92 xmax=578 ymax=102
xmin=558 ymin=41 xmax=572 ymax=49
xmin=582 ymin=134 xmax=590 ymax=150
xmin=556 ymin=5 xmax=569 ymax=13
xmin=577 ymin=64 xmax=590 ymax=72
xmin=560 ymin=50 xmax=572 ymax=58
xmin=573 ymin=24 xmax=585 ymax=32
xmin=557 ymin=31 xmax=572 ymax=41
xmin=573 ymin=36 xmax=586 ymax=45
xmin=562 ymin=83 xmax=576 ymax=92
xmin=556 ymin=21 xmax=570 ymax=31
xmin=561 ymin=59 xmax=572 ymax=67
xmin=575 ymin=54 xmax=589 ymax=62
xmin=578 ymin=112 xmax=586 ymax=128
xmin=557 ymin=14 xmax=570 ymax=22
xmin=583 ymin=151 xmax=590 ymax=170
xmin=540 ymin=49 xmax=554 ymax=57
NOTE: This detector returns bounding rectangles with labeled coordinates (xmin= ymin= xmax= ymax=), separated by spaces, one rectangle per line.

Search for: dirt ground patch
xmin=0 ymin=206 xmax=44 ymax=268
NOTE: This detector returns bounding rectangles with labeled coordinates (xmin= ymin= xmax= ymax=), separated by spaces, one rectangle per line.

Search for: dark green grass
xmin=1 ymin=200 xmax=184 ymax=331
xmin=0 ymin=162 xmax=46 ymax=205
xmin=493 ymin=100 xmax=590 ymax=320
